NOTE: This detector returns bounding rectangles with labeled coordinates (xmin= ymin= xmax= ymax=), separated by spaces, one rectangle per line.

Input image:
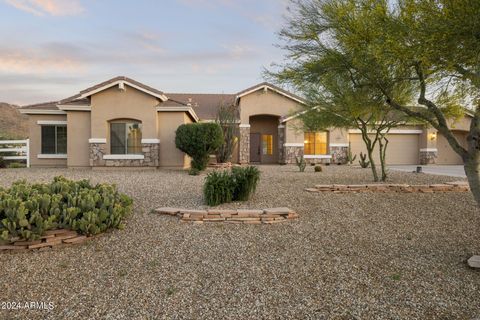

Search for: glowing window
xmin=262 ymin=135 xmax=273 ymax=155
xmin=304 ymin=132 xmax=327 ymax=155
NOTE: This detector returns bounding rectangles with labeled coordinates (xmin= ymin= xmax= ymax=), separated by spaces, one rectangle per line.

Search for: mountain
xmin=0 ymin=103 xmax=28 ymax=139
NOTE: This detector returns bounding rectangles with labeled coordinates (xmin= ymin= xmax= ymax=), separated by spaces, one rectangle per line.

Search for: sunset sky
xmin=0 ymin=0 xmax=289 ymax=105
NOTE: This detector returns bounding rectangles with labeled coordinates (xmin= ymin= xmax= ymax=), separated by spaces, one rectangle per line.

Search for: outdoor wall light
xmin=429 ymin=132 xmax=437 ymax=141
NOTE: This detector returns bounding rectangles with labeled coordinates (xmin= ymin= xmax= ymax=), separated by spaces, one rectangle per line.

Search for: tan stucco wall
xmin=158 ymin=112 xmax=190 ymax=167
xmin=437 ymin=131 xmax=468 ymax=165
xmin=285 ymin=119 xmax=304 ymax=144
xmin=239 ymin=89 xmax=302 ymax=124
xmin=67 ymin=111 xmax=91 ymax=167
xmin=28 ymin=114 xmax=68 ymax=167
xmin=90 ymin=84 xmax=159 ymax=154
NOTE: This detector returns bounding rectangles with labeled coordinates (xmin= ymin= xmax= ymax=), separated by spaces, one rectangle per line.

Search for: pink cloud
xmin=5 ymin=0 xmax=84 ymax=16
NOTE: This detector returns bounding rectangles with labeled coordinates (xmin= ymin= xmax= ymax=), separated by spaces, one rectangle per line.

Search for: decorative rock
xmin=155 ymin=207 xmax=181 ymax=215
xmin=14 ymin=240 xmax=42 ymax=246
xmin=307 ymin=182 xmax=469 ymax=193
xmin=0 ymin=245 xmax=27 ymax=250
xmin=264 ymin=207 xmax=292 ymax=215
xmin=63 ymin=236 xmax=88 ymax=244
xmin=467 ymin=255 xmax=480 ymax=268
xmin=155 ymin=207 xmax=299 ymax=224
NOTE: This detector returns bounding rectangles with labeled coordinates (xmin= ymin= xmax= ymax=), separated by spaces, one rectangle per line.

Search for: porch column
xmin=419 ymin=127 xmax=438 ymax=165
xmin=89 ymin=138 xmax=107 ymax=167
xmin=278 ymin=124 xmax=286 ymax=164
xmin=239 ymin=124 xmax=250 ymax=164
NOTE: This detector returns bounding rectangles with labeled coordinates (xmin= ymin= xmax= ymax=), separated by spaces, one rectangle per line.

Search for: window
xmin=304 ymin=132 xmax=328 ymax=155
xmin=110 ymin=121 xmax=142 ymax=154
xmin=262 ymin=134 xmax=273 ymax=155
xmin=41 ymin=125 xmax=67 ymax=154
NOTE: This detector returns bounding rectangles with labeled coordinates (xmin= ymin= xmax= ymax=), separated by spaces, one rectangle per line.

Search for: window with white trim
xmin=41 ymin=125 xmax=67 ymax=154
xmin=304 ymin=132 xmax=328 ymax=155
xmin=110 ymin=121 xmax=142 ymax=155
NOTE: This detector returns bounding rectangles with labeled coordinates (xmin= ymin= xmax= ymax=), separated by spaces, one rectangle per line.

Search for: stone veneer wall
xmin=420 ymin=150 xmax=437 ymax=165
xmin=89 ymin=143 xmax=107 ymax=167
xmin=284 ymin=146 xmax=304 ymax=164
xmin=330 ymin=146 xmax=348 ymax=164
xmin=239 ymin=126 xmax=250 ymax=164
xmin=90 ymin=143 xmax=159 ymax=167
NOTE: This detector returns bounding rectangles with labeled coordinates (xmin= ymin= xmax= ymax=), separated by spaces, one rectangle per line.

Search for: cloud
xmin=0 ymin=46 xmax=86 ymax=74
xmin=5 ymin=0 xmax=84 ymax=16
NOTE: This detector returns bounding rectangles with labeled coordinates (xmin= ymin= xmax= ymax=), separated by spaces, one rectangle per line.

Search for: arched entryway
xmin=249 ymin=115 xmax=280 ymax=164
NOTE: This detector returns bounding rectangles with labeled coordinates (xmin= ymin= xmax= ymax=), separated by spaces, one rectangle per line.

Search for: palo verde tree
xmin=269 ymin=4 xmax=412 ymax=181
xmin=274 ymin=0 xmax=480 ymax=205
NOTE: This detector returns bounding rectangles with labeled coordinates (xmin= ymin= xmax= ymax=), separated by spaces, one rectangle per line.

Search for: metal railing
xmin=0 ymin=139 xmax=29 ymax=167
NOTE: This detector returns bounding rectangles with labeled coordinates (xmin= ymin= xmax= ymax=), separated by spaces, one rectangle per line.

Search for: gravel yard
xmin=0 ymin=165 xmax=479 ymax=319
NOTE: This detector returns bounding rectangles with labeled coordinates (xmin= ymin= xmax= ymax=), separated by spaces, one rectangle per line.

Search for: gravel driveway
xmin=0 ymin=165 xmax=479 ymax=319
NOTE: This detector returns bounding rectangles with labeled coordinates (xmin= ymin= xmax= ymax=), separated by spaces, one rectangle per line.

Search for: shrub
xmin=0 ymin=156 xmax=5 ymax=169
xmin=314 ymin=165 xmax=322 ymax=172
xmin=175 ymin=123 xmax=224 ymax=171
xmin=231 ymin=166 xmax=260 ymax=201
xmin=204 ymin=166 xmax=260 ymax=206
xmin=0 ymin=176 xmax=132 ymax=241
xmin=189 ymin=167 xmax=200 ymax=176
xmin=7 ymin=162 xmax=25 ymax=169
xmin=204 ymin=170 xmax=235 ymax=206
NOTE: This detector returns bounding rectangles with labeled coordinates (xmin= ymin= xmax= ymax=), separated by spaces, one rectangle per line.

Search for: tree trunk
xmin=464 ymin=156 xmax=480 ymax=206
xmin=379 ymin=136 xmax=389 ymax=182
xmin=367 ymin=147 xmax=379 ymax=182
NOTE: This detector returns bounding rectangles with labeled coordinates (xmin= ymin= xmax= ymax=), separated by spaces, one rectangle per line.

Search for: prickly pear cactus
xmin=0 ymin=176 xmax=132 ymax=241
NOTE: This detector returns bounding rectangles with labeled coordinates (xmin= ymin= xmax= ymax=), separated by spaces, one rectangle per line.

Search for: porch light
xmin=429 ymin=132 xmax=437 ymax=141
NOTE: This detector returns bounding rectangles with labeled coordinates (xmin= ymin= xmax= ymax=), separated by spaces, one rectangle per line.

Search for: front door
xmin=250 ymin=133 xmax=261 ymax=162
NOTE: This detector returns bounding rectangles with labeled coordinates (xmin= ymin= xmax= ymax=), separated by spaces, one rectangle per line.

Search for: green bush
xmin=203 ymin=170 xmax=236 ymax=206
xmin=0 ymin=156 xmax=5 ymax=169
xmin=204 ymin=166 xmax=260 ymax=206
xmin=175 ymin=123 xmax=224 ymax=172
xmin=314 ymin=165 xmax=322 ymax=172
xmin=7 ymin=162 xmax=25 ymax=169
xmin=231 ymin=166 xmax=260 ymax=201
xmin=295 ymin=155 xmax=306 ymax=172
xmin=0 ymin=176 xmax=132 ymax=241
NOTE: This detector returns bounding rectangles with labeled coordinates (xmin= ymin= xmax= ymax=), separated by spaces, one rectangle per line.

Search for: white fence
xmin=0 ymin=139 xmax=29 ymax=167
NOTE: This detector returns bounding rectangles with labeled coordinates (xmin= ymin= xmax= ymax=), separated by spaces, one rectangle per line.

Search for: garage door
xmin=436 ymin=131 xmax=467 ymax=165
xmin=349 ymin=133 xmax=419 ymax=165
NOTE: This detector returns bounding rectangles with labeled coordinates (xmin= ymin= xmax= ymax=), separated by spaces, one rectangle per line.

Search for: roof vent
xmin=118 ymin=81 xmax=125 ymax=91
xmin=187 ymin=97 xmax=192 ymax=106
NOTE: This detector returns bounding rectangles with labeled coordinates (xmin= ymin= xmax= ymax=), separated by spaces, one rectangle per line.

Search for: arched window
xmin=110 ymin=120 xmax=142 ymax=155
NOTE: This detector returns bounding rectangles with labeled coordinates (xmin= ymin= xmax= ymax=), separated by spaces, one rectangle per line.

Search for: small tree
xmin=215 ymin=104 xmax=239 ymax=163
xmin=175 ymin=123 xmax=224 ymax=172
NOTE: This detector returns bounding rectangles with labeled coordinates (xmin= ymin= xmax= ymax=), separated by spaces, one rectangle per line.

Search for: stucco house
xmin=19 ymin=76 xmax=470 ymax=168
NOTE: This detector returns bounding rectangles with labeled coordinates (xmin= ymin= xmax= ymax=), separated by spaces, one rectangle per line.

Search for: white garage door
xmin=349 ymin=133 xmax=419 ymax=165
xmin=437 ymin=131 xmax=467 ymax=165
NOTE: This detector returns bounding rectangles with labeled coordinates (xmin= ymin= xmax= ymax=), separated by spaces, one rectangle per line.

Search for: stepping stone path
xmin=0 ymin=229 xmax=90 ymax=253
xmin=305 ymin=181 xmax=470 ymax=193
xmin=154 ymin=207 xmax=299 ymax=224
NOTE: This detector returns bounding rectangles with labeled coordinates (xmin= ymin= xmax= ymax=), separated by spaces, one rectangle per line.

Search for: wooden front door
xmin=250 ymin=133 xmax=261 ymax=163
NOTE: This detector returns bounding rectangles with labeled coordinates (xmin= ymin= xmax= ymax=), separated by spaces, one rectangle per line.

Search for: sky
xmin=0 ymin=0 xmax=290 ymax=105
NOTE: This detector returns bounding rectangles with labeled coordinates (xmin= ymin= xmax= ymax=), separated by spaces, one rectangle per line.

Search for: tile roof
xmin=165 ymin=93 xmax=236 ymax=120
xmin=18 ymin=77 xmax=303 ymax=119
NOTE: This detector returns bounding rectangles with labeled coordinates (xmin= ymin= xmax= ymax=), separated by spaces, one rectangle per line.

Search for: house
xmin=19 ymin=76 xmax=469 ymax=168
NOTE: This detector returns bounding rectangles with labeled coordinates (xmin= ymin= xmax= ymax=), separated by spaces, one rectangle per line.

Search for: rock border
xmin=154 ymin=207 xmax=299 ymax=224
xmin=0 ymin=229 xmax=90 ymax=253
xmin=305 ymin=181 xmax=469 ymax=193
